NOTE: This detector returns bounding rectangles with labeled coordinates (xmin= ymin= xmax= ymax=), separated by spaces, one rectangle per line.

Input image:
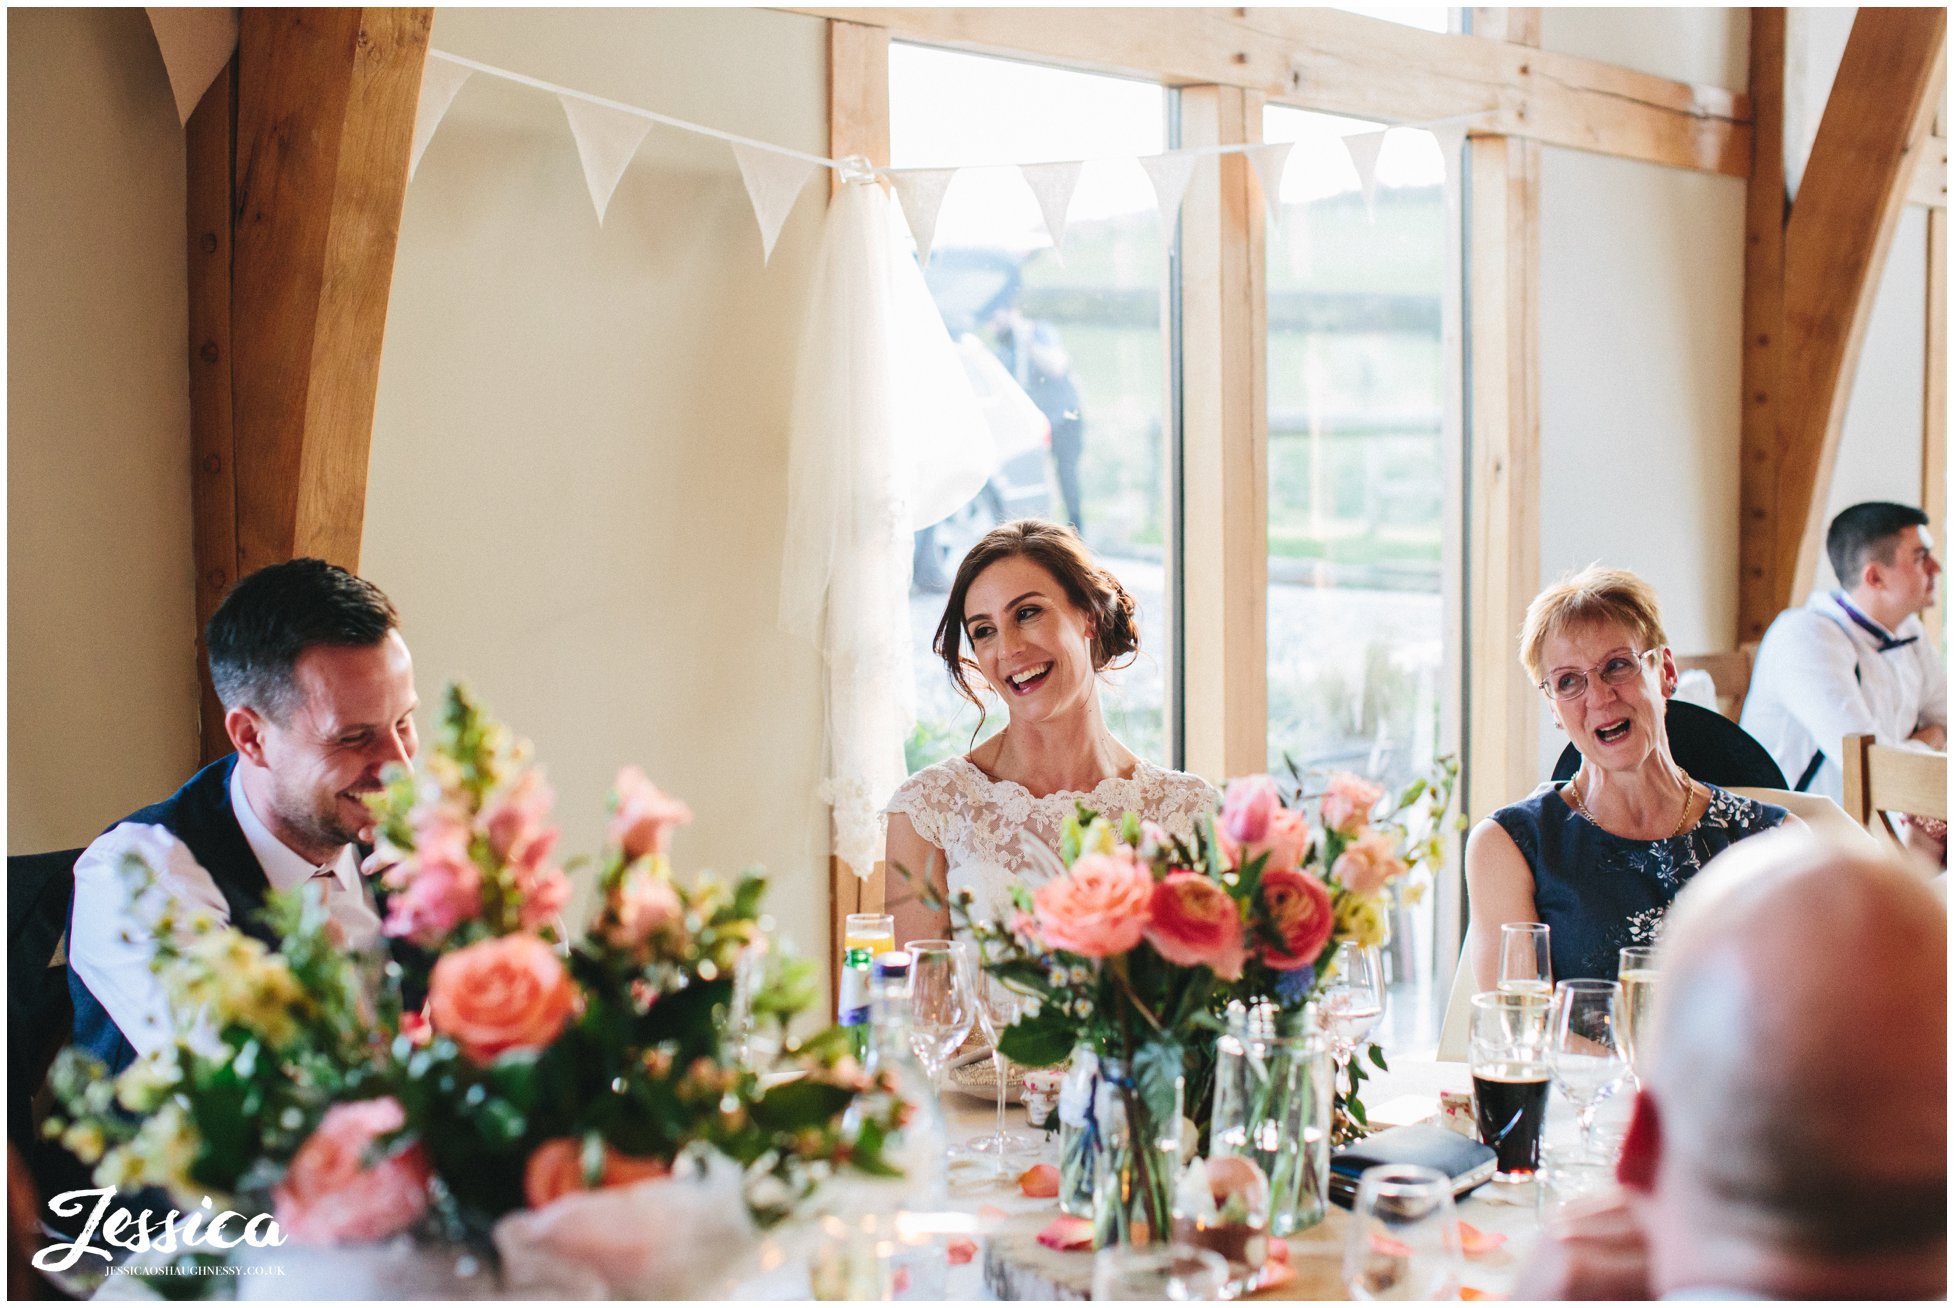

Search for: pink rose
xmin=606 ymin=869 xmax=685 ymax=952
xmin=1032 ymin=851 xmax=1154 ymax=957
xmin=608 ymin=767 xmax=693 ymax=861
xmin=524 ymin=1138 xmax=671 ymax=1210
xmin=428 ymin=934 xmax=578 ymax=1063
xmin=1219 ymin=807 xmax=1312 ymax=875
xmin=513 ymin=860 xmax=572 ymax=930
xmin=1257 ymin=867 xmax=1335 ymax=971
xmin=1220 ymin=775 xmax=1280 ymax=845
xmin=1320 ymin=773 xmax=1385 ymax=836
xmin=274 ymin=1097 xmax=430 ymax=1245
xmin=1144 ymin=872 xmax=1246 ymax=980
xmin=484 ymin=771 xmax=557 ymax=867
xmin=382 ymin=845 xmax=484 ymax=947
xmin=1331 ymin=831 xmax=1407 ymax=898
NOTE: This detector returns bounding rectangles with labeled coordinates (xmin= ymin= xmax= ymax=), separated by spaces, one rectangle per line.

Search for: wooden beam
xmin=1773 ymin=9 xmax=1945 ymax=605
xmin=187 ymin=59 xmax=238 ymax=764
xmin=228 ymin=8 xmax=430 ymax=576
xmin=1178 ymin=85 xmax=1268 ymax=785
xmin=1738 ymin=8 xmax=1788 ymax=643
xmin=779 ymin=7 xmax=1751 ymax=177
xmin=1926 ymin=205 xmax=1946 ymax=649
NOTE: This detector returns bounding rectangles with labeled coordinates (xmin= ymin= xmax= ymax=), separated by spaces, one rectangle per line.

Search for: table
xmin=937 ymin=1056 xmax=1628 ymax=1301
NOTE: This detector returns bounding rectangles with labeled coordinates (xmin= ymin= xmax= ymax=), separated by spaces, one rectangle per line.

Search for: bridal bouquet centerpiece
xmin=47 ymin=686 xmax=902 ymax=1298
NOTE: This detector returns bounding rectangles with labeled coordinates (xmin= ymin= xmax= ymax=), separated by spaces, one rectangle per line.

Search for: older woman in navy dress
xmin=1465 ymin=567 xmax=1794 ymax=988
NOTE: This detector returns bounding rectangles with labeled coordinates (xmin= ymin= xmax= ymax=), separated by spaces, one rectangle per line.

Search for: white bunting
xmin=1428 ymin=122 xmax=1468 ymax=213
xmin=1138 ymin=151 xmax=1202 ymax=240
xmin=408 ymin=57 xmax=473 ymax=182
xmin=145 ymin=8 xmax=237 ymax=125
xmin=1342 ymin=129 xmax=1387 ymax=221
xmin=733 ymin=142 xmax=823 ymax=265
xmin=1020 ymin=161 xmax=1084 ymax=253
xmin=1244 ymin=142 xmax=1295 ymax=220
xmin=559 ymin=96 xmax=653 ymax=224
xmin=886 ymin=167 xmax=958 ymax=267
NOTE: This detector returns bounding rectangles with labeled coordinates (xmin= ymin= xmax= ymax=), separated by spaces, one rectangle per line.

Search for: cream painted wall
xmin=8 ymin=7 xmax=197 ymax=852
xmin=363 ymin=9 xmax=834 ymax=974
xmin=1540 ymin=7 xmax=1747 ymax=89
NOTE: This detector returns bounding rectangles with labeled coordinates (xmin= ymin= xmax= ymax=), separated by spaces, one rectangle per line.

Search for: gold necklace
xmin=1567 ymin=767 xmax=1696 ymax=840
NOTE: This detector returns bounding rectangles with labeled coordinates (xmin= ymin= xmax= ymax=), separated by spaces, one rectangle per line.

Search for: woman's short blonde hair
xmin=1518 ymin=565 xmax=1669 ymax=684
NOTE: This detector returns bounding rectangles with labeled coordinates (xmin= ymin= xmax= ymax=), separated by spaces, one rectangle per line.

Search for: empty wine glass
xmin=961 ymin=946 xmax=1039 ymax=1166
xmin=1341 ymin=1164 xmax=1462 ymax=1301
xmin=1319 ymin=943 xmax=1385 ymax=1087
xmin=1498 ymin=922 xmax=1552 ymax=998
xmin=905 ymin=939 xmax=974 ymax=1084
xmin=1548 ymin=979 xmax=1630 ymax=1160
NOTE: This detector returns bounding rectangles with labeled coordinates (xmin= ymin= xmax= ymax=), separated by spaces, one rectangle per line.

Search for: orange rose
xmin=427 ymin=934 xmax=577 ymax=1063
xmin=524 ymin=1137 xmax=672 ymax=1210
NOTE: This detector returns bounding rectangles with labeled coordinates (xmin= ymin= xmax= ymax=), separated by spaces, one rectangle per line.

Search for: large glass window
xmin=890 ymin=44 xmax=1175 ymax=772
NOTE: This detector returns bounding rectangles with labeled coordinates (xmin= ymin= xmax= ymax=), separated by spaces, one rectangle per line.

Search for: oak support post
xmin=1925 ymin=205 xmax=1946 ymax=648
xmin=1737 ymin=8 xmax=1787 ymax=643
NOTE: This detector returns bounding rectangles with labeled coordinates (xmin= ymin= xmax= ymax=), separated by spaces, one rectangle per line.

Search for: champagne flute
xmin=1548 ymin=980 xmax=1630 ymax=1160
xmin=1341 ymin=1164 xmax=1463 ymax=1301
xmin=1616 ymin=946 xmax=1658 ymax=1086
xmin=905 ymin=939 xmax=975 ymax=1084
xmin=1319 ymin=943 xmax=1385 ymax=1089
xmin=961 ymin=946 xmax=1039 ymax=1166
xmin=1498 ymin=922 xmax=1552 ymax=997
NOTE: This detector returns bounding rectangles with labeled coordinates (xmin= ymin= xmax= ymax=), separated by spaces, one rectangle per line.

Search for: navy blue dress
xmin=1491 ymin=783 xmax=1788 ymax=983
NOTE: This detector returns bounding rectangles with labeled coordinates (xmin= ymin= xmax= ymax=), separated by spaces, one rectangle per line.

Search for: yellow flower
xmin=60 ymin=1122 xmax=106 ymax=1164
xmin=115 ymin=1049 xmax=182 ymax=1113
xmin=1080 ymin=817 xmax=1118 ymax=857
xmin=162 ymin=931 xmax=309 ymax=1046
xmin=1334 ymin=893 xmax=1389 ymax=951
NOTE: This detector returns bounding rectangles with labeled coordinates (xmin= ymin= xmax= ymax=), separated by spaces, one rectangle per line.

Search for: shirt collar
xmin=229 ymin=760 xmax=357 ymax=893
xmin=1829 ymin=591 xmax=1920 ymax=651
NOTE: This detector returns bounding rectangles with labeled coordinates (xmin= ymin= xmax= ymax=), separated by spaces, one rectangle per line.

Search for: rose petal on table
xmin=1370 ymin=1231 xmax=1416 ymax=1258
xmin=947 ymin=1235 xmax=978 ymax=1266
xmin=1035 ymin=1215 xmax=1095 ymax=1251
xmin=1266 ymin=1236 xmax=1290 ymax=1265
xmin=1018 ymin=1162 xmax=1060 ymax=1198
xmin=892 ymin=1267 xmax=912 ymax=1295
xmin=977 ymin=1204 xmax=1009 ymax=1222
xmin=1460 ymin=1287 xmax=1505 ymax=1301
xmin=1458 ymin=1221 xmax=1508 ymax=1256
xmin=1255 ymin=1261 xmax=1296 ymax=1291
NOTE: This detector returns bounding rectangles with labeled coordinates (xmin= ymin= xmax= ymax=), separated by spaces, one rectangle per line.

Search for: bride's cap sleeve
xmin=1159 ymin=771 xmax=1221 ymax=839
xmin=882 ymin=767 xmax=953 ymax=851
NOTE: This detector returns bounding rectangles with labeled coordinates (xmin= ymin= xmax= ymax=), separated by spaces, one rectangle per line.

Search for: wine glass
xmin=1341 ymin=1164 xmax=1462 ymax=1301
xmin=1548 ymin=980 xmax=1630 ymax=1160
xmin=961 ymin=946 xmax=1040 ymax=1166
xmin=1319 ymin=943 xmax=1385 ymax=1087
xmin=1498 ymin=922 xmax=1552 ymax=997
xmin=1616 ymin=946 xmax=1658 ymax=1086
xmin=905 ymin=939 xmax=974 ymax=1084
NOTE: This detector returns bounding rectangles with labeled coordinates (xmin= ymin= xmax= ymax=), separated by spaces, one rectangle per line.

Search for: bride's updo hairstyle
xmin=933 ymin=519 xmax=1140 ymax=721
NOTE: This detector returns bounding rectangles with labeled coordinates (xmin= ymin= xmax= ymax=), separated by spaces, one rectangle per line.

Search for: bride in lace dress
xmin=884 ymin=521 xmax=1216 ymax=942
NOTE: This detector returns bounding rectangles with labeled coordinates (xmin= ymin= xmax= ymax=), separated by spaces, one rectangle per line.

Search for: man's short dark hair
xmin=1827 ymin=501 xmax=1930 ymax=588
xmin=206 ymin=559 xmax=399 ymax=720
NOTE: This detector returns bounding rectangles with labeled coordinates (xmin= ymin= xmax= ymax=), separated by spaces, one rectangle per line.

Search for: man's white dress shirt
xmin=67 ymin=764 xmax=382 ymax=1056
xmin=1740 ymin=589 xmax=1947 ymax=802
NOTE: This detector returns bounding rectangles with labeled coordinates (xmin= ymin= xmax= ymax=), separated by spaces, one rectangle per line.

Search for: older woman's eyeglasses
xmin=1538 ymin=648 xmax=1659 ymax=702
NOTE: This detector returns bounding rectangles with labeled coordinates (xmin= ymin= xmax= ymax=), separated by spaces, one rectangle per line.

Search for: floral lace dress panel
xmin=884 ymin=756 xmax=1218 ymax=923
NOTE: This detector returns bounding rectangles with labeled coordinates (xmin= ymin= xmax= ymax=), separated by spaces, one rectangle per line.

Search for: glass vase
xmin=1056 ymin=1046 xmax=1100 ymax=1218
xmin=1091 ymin=1046 xmax=1184 ymax=1249
xmin=1209 ymin=1014 xmax=1332 ymax=1235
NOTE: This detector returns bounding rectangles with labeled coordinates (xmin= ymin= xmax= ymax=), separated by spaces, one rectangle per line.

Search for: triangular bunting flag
xmin=145 ymin=8 xmax=237 ymax=125
xmin=1428 ymin=122 xmax=1468 ymax=213
xmin=886 ymin=167 xmax=958 ymax=267
xmin=559 ymin=96 xmax=654 ymax=224
xmin=1020 ymin=161 xmax=1084 ymax=253
xmin=733 ymin=142 xmax=823 ymax=265
xmin=1138 ymin=151 xmax=1202 ymax=241
xmin=1342 ymin=130 xmax=1387 ymax=221
xmin=1244 ymin=142 xmax=1294 ymax=220
xmin=409 ymin=57 xmax=474 ymax=182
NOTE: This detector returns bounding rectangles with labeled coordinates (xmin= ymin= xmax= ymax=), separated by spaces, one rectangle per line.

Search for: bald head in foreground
xmin=1518 ymin=831 xmax=1947 ymax=1299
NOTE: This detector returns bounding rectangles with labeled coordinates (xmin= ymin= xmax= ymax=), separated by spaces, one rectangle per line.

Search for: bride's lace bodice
xmin=883 ymin=756 xmax=1218 ymax=922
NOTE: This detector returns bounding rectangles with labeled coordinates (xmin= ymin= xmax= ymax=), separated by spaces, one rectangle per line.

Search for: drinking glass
xmin=1091 ymin=1244 xmax=1228 ymax=1301
xmin=1535 ymin=1143 xmax=1619 ymax=1234
xmin=1318 ymin=943 xmax=1385 ymax=1087
xmin=844 ymin=913 xmax=895 ymax=959
xmin=1467 ymin=990 xmax=1551 ymax=1183
xmin=1340 ymin=1164 xmax=1463 ymax=1301
xmin=904 ymin=939 xmax=974 ymax=1084
xmin=1497 ymin=922 xmax=1552 ymax=998
xmin=961 ymin=948 xmax=1039 ymax=1165
xmin=1548 ymin=980 xmax=1630 ymax=1160
xmin=1616 ymin=946 xmax=1659 ymax=1085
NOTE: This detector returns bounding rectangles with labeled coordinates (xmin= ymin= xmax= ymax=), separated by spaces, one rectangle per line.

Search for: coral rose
xmin=1032 ymin=852 xmax=1153 ymax=957
xmin=524 ymin=1138 xmax=671 ymax=1209
xmin=1331 ymin=830 xmax=1407 ymax=898
xmin=274 ymin=1097 xmax=430 ymax=1245
xmin=1220 ymin=775 xmax=1280 ymax=845
xmin=1144 ymin=873 xmax=1247 ymax=980
xmin=1219 ymin=806 xmax=1312 ymax=876
xmin=428 ymin=934 xmax=577 ymax=1063
xmin=608 ymin=767 xmax=693 ymax=861
xmin=1256 ymin=868 xmax=1335 ymax=971
xmin=1320 ymin=773 xmax=1386 ymax=836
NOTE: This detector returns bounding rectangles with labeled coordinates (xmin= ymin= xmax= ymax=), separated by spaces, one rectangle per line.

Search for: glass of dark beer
xmin=1469 ymin=990 xmax=1551 ymax=1183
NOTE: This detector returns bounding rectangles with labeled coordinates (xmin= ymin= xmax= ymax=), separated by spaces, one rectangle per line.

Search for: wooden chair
xmin=1839 ymin=733 xmax=1949 ymax=852
xmin=1673 ymin=642 xmax=1759 ymax=721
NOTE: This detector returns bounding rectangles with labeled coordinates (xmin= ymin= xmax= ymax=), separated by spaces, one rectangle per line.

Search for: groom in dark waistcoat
xmin=68 ymin=559 xmax=421 ymax=1074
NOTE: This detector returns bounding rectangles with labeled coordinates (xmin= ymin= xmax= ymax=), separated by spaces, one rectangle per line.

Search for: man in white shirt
xmin=67 ymin=558 xmax=419 ymax=1072
xmin=1740 ymin=501 xmax=1945 ymax=799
